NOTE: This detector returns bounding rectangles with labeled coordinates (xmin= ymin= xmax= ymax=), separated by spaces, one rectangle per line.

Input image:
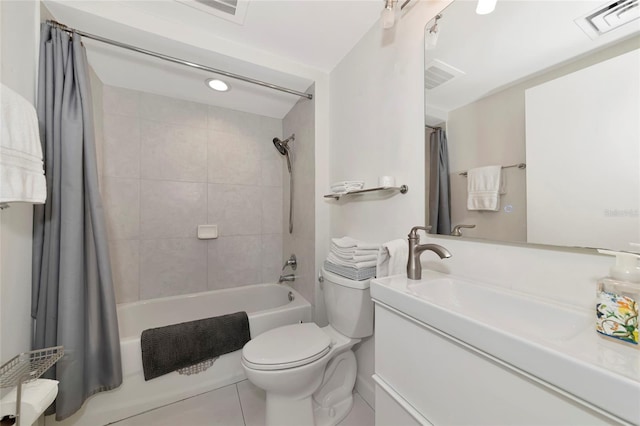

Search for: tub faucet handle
xmin=282 ymin=254 xmax=297 ymax=271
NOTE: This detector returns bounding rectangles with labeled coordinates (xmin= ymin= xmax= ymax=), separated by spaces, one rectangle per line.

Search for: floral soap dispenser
xmin=596 ymin=246 xmax=640 ymax=348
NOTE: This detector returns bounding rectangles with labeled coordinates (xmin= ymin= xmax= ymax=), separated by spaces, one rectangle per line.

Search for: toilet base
xmin=313 ymin=393 xmax=354 ymax=426
xmin=266 ymin=393 xmax=314 ymax=426
xmin=262 ymin=349 xmax=359 ymax=426
xmin=264 ymin=391 xmax=355 ymax=426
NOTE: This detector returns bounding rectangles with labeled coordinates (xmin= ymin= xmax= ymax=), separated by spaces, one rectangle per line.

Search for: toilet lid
xmin=242 ymin=323 xmax=331 ymax=371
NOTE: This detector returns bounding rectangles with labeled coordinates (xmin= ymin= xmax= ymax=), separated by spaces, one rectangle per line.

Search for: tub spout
xmin=278 ymin=274 xmax=295 ymax=284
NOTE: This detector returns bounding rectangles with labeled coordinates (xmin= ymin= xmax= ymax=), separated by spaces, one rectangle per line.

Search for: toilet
xmin=241 ymin=268 xmax=374 ymax=426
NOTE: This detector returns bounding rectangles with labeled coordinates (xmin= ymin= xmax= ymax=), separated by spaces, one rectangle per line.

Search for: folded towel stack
xmin=330 ymin=180 xmax=364 ymax=194
xmin=324 ymin=236 xmax=380 ymax=281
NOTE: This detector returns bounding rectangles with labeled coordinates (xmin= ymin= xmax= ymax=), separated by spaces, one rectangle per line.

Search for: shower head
xmin=272 ymin=137 xmax=288 ymax=155
xmin=272 ymin=134 xmax=295 ymax=173
xmin=272 ymin=134 xmax=295 ymax=156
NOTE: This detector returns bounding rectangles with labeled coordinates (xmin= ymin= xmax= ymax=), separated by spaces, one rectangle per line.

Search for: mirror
xmin=424 ymin=0 xmax=640 ymax=251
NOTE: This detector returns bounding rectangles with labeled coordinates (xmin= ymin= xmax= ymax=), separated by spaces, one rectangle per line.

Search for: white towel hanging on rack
xmin=467 ymin=165 xmax=502 ymax=211
xmin=0 ymin=83 xmax=46 ymax=205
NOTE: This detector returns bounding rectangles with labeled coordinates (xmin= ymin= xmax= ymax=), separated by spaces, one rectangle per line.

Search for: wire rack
xmin=0 ymin=346 xmax=63 ymax=425
xmin=0 ymin=346 xmax=63 ymax=389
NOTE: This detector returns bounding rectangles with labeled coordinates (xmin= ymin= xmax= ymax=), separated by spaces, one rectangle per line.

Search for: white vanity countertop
xmin=371 ymin=271 xmax=640 ymax=425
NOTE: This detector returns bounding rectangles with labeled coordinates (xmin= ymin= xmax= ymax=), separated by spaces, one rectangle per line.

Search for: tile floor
xmin=112 ymin=380 xmax=374 ymax=426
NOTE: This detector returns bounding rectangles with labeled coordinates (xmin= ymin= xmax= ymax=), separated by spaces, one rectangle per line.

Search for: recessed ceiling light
xmin=206 ymin=78 xmax=230 ymax=92
xmin=476 ymin=0 xmax=497 ymax=15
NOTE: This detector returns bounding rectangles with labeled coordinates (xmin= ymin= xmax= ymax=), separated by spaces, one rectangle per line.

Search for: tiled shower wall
xmin=99 ymin=86 xmax=284 ymax=303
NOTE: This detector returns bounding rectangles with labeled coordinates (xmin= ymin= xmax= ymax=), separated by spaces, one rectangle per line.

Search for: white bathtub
xmin=48 ymin=284 xmax=311 ymax=426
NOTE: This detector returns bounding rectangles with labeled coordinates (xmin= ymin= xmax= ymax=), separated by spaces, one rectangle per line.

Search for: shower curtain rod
xmin=46 ymin=20 xmax=313 ymax=100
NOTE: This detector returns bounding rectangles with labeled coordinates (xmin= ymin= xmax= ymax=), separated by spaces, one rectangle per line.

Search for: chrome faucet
xmin=278 ymin=274 xmax=296 ymax=283
xmin=279 ymin=255 xmax=297 ymax=283
xmin=282 ymin=254 xmax=297 ymax=271
xmin=451 ymin=224 xmax=476 ymax=237
xmin=407 ymin=226 xmax=451 ymax=280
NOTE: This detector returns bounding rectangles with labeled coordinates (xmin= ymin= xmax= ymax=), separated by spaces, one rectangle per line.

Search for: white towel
xmin=376 ymin=239 xmax=408 ymax=277
xmin=331 ymin=236 xmax=380 ymax=251
xmin=326 ymin=252 xmax=378 ymax=269
xmin=330 ymin=181 xmax=364 ymax=194
xmin=323 ymin=261 xmax=376 ymax=281
xmin=467 ymin=165 xmax=502 ymax=211
xmin=0 ymin=379 xmax=59 ymax=425
xmin=330 ymin=251 xmax=378 ymax=263
xmin=0 ymin=83 xmax=46 ymax=204
xmin=330 ymin=246 xmax=377 ymax=257
xmin=331 ymin=180 xmax=364 ymax=189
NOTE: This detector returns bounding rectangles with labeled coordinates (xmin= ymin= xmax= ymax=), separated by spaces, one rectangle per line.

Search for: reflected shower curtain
xmin=428 ymin=128 xmax=452 ymax=235
xmin=31 ymin=24 xmax=122 ymax=420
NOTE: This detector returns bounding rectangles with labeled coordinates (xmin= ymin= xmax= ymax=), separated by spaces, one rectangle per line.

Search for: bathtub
xmin=48 ymin=284 xmax=311 ymax=426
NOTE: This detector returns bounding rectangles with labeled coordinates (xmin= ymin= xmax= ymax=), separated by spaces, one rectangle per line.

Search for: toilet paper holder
xmin=0 ymin=346 xmax=64 ymax=425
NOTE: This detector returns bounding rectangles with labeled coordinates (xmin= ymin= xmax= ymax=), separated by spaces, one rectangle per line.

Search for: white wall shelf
xmin=324 ymin=185 xmax=408 ymax=200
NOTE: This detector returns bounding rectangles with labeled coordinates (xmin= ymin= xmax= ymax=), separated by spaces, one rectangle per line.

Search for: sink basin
xmin=406 ymin=277 xmax=590 ymax=341
xmin=371 ymin=271 xmax=640 ymax=425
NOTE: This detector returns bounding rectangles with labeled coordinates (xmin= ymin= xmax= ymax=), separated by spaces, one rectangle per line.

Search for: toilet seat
xmin=242 ymin=323 xmax=332 ymax=371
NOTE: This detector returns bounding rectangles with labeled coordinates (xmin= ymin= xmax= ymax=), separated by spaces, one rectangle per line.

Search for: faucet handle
xmin=451 ymin=224 xmax=476 ymax=237
xmin=408 ymin=226 xmax=432 ymax=239
xmin=282 ymin=254 xmax=297 ymax=271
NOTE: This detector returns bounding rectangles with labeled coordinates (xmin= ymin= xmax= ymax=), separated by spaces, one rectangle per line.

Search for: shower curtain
xmin=428 ymin=128 xmax=452 ymax=235
xmin=31 ymin=23 xmax=122 ymax=420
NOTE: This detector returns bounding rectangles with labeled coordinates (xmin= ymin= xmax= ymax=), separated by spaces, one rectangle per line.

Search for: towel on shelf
xmin=329 ymin=249 xmax=378 ymax=263
xmin=376 ymin=239 xmax=409 ymax=277
xmin=0 ymin=83 xmax=46 ymax=204
xmin=352 ymin=253 xmax=379 ymax=262
xmin=140 ymin=311 xmax=250 ymax=381
xmin=467 ymin=165 xmax=503 ymax=211
xmin=327 ymin=252 xmax=377 ymax=269
xmin=325 ymin=236 xmax=381 ymax=280
xmin=323 ymin=261 xmax=376 ymax=281
xmin=331 ymin=236 xmax=380 ymax=251
xmin=330 ymin=246 xmax=378 ymax=257
xmin=330 ymin=180 xmax=364 ymax=193
xmin=330 ymin=186 xmax=363 ymax=194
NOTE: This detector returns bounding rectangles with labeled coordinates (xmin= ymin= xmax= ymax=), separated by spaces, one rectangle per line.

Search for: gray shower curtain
xmin=31 ymin=24 xmax=122 ymax=421
xmin=428 ymin=128 xmax=452 ymax=235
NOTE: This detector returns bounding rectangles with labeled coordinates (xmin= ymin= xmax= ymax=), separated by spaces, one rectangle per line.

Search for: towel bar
xmin=459 ymin=163 xmax=526 ymax=177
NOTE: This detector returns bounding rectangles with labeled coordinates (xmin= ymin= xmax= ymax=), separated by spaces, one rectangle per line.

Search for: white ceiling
xmin=425 ymin=0 xmax=640 ymax=123
xmin=44 ymin=0 xmax=384 ymax=118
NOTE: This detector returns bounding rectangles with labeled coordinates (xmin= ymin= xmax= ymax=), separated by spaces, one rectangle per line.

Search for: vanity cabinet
xmin=373 ymin=303 xmax=623 ymax=426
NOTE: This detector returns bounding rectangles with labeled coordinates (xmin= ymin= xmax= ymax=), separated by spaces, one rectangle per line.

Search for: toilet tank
xmin=321 ymin=268 xmax=374 ymax=338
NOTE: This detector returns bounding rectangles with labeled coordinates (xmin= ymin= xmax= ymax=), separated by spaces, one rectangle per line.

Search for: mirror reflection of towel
xmin=467 ymin=166 xmax=502 ymax=211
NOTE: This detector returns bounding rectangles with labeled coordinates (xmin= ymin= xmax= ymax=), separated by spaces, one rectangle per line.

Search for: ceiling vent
xmin=176 ymin=0 xmax=249 ymax=25
xmin=575 ymin=0 xmax=639 ymax=39
xmin=425 ymin=59 xmax=465 ymax=90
